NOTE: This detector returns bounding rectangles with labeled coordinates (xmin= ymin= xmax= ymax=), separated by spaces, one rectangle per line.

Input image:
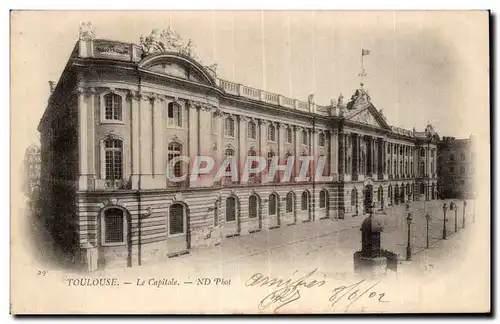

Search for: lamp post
xmin=442 ymin=203 xmax=447 ymax=240
xmin=452 ymin=202 xmax=458 ymax=233
xmin=463 ymin=199 xmax=467 ymax=228
xmin=406 ymin=203 xmax=412 ymax=261
xmin=425 ymin=213 xmax=431 ymax=249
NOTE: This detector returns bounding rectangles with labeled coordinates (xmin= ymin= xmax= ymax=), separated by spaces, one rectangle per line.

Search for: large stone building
xmin=38 ymin=25 xmax=439 ymax=270
xmin=437 ymin=135 xmax=475 ymax=199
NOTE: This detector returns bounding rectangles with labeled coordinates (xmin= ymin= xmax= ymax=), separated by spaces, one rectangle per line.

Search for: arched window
xmin=450 ymin=154 xmax=455 ymax=161
xmin=351 ymin=189 xmax=357 ymax=206
xmin=286 ymin=127 xmax=293 ymax=143
xmin=267 ymin=124 xmax=276 ymax=141
xmin=319 ymin=190 xmax=327 ymax=208
xmin=169 ymin=203 xmax=185 ymax=235
xmin=420 ymin=183 xmax=425 ymax=194
xmin=167 ymin=102 xmax=182 ymax=127
xmin=103 ymin=208 xmax=125 ymax=244
xmin=405 ymin=161 xmax=408 ymax=174
xmin=167 ymin=142 xmax=183 ymax=178
xmin=286 ymin=192 xmax=293 ymax=213
xmin=377 ymin=186 xmax=383 ymax=201
xmin=420 ymin=148 xmax=425 ymax=157
xmin=226 ymin=197 xmax=236 ymax=222
xmin=224 ymin=116 xmax=235 ymax=137
xmin=388 ymin=185 xmax=392 ymax=198
xmin=269 ymin=193 xmax=277 ymax=216
xmin=249 ymin=195 xmax=258 ymax=219
xmin=399 ymin=161 xmax=403 ymax=175
xmin=301 ymin=191 xmax=309 ymax=211
xmin=248 ymin=121 xmax=257 ymax=139
xmin=213 ymin=201 xmax=219 ymax=226
xmin=318 ymin=133 xmax=326 ymax=147
xmin=393 ymin=161 xmax=397 ymax=176
xmin=104 ymin=138 xmax=123 ymax=181
xmin=225 ymin=148 xmax=235 ymax=172
xmin=302 ymin=130 xmax=308 ymax=145
xmin=104 ymin=93 xmax=122 ymax=121
xmin=460 ymin=152 xmax=465 ymax=161
xmin=406 ymin=183 xmax=410 ymax=196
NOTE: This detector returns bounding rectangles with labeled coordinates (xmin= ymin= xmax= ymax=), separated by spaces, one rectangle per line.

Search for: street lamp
xmin=442 ymin=203 xmax=447 ymax=240
xmin=451 ymin=202 xmax=458 ymax=233
xmin=463 ymin=199 xmax=467 ymax=228
xmin=425 ymin=213 xmax=431 ymax=249
xmin=406 ymin=207 xmax=413 ymax=261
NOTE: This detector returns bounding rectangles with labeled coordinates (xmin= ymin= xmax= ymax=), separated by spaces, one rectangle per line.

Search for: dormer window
xmin=168 ymin=102 xmax=182 ymax=127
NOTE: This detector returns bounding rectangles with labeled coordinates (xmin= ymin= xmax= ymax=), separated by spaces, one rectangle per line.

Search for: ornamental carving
xmin=79 ymin=21 xmax=95 ymax=41
xmin=139 ymin=27 xmax=218 ymax=76
xmin=351 ymin=110 xmax=380 ymax=128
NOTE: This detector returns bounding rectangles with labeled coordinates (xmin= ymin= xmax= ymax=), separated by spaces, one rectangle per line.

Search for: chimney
xmin=48 ymin=81 xmax=56 ymax=94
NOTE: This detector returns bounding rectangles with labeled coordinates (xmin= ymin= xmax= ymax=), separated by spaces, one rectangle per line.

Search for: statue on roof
xmin=338 ymin=93 xmax=344 ymax=107
xmin=79 ymin=21 xmax=95 ymax=41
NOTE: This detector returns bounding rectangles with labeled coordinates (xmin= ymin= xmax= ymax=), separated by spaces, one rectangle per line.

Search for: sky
xmin=11 ymin=11 xmax=489 ymax=153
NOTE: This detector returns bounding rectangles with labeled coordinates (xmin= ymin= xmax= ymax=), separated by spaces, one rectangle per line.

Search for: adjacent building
xmin=437 ymin=135 xmax=475 ymax=199
xmin=38 ymin=24 xmax=439 ymax=270
xmin=23 ymin=144 xmax=41 ymax=197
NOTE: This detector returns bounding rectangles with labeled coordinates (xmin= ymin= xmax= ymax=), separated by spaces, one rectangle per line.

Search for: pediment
xmin=346 ymin=106 xmax=390 ymax=130
xmin=138 ymin=53 xmax=217 ymax=87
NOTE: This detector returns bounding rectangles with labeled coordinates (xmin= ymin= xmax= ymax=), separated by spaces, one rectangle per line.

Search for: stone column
xmin=294 ymin=126 xmax=302 ymax=180
xmin=77 ymin=87 xmax=88 ymax=190
xmin=310 ymin=128 xmax=317 ymax=180
xmin=87 ymin=88 xmax=96 ymax=189
xmin=239 ymin=116 xmax=248 ymax=183
xmin=129 ymin=90 xmax=141 ymax=189
xmin=338 ymin=132 xmax=344 ymax=176
xmin=330 ymin=130 xmax=338 ymax=181
xmin=139 ymin=95 xmax=154 ymax=188
xmin=372 ymin=137 xmax=376 ymax=175
xmin=153 ymin=96 xmax=165 ymax=182
xmin=259 ymin=119 xmax=268 ymax=183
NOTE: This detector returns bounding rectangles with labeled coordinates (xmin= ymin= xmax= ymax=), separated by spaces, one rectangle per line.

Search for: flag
xmin=362 ymin=49 xmax=371 ymax=56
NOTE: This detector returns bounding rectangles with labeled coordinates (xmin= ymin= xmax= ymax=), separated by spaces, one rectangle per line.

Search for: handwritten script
xmin=245 ymin=269 xmax=325 ymax=312
xmin=245 ymin=270 xmax=389 ymax=313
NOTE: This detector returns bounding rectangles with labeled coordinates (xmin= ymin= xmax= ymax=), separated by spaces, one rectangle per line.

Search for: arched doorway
xmin=388 ymin=184 xmax=393 ymax=205
xmin=285 ymin=191 xmax=296 ymax=224
xmin=378 ymin=185 xmax=384 ymax=209
xmin=299 ymin=190 xmax=311 ymax=222
xmin=167 ymin=202 xmax=190 ymax=255
xmin=319 ymin=189 xmax=329 ymax=219
xmin=268 ymin=192 xmax=280 ymax=228
xmin=248 ymin=194 xmax=262 ymax=231
xmin=406 ymin=183 xmax=411 ymax=202
xmin=364 ymin=185 xmax=373 ymax=213
xmin=394 ymin=184 xmax=399 ymax=205
xmin=224 ymin=196 xmax=240 ymax=237
xmin=400 ymin=184 xmax=405 ymax=203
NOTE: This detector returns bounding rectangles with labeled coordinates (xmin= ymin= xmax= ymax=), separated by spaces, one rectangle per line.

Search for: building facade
xmin=437 ymin=135 xmax=475 ymax=199
xmin=23 ymin=144 xmax=41 ymax=197
xmin=38 ymin=25 xmax=439 ymax=270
